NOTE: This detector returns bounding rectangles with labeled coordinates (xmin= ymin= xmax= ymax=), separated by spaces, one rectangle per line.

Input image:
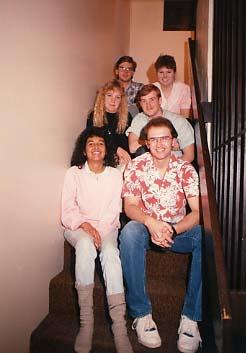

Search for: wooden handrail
xmin=188 ymin=38 xmax=233 ymax=353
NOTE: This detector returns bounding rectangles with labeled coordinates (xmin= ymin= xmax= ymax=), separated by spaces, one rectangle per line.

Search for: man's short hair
xmin=154 ymin=55 xmax=177 ymax=72
xmin=140 ymin=117 xmax=178 ymax=141
xmin=114 ymin=56 xmax=137 ymax=72
xmin=136 ymin=84 xmax=161 ymax=103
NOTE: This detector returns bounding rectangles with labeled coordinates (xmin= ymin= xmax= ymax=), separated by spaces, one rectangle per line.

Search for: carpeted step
xmin=31 ymin=276 xmax=188 ymax=353
xmin=146 ymin=249 xmax=190 ymax=280
xmin=30 ymin=241 xmax=191 ymax=353
xmin=49 ymin=242 xmax=189 ymax=315
xmin=49 ymin=271 xmax=187 ymax=317
xmin=30 ymin=312 xmax=186 ymax=353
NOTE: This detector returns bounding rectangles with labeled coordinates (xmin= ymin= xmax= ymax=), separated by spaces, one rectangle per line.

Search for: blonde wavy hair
xmin=93 ymin=79 xmax=128 ymax=133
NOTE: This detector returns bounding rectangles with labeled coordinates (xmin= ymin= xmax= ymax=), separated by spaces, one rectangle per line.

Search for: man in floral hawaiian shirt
xmin=120 ymin=117 xmax=202 ymax=353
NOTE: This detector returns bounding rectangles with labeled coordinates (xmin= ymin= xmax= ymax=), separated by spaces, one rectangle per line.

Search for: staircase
xmin=30 ymin=240 xmax=191 ymax=353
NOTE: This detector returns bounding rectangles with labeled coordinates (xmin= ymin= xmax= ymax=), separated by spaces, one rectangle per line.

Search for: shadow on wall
xmin=146 ymin=63 xmax=157 ymax=83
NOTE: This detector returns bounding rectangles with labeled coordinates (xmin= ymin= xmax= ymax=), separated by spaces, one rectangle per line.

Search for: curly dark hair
xmin=70 ymin=126 xmax=117 ymax=168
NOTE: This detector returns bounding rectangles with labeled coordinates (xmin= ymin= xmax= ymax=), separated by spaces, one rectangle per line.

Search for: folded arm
xmin=128 ymin=132 xmax=142 ymax=154
xmin=181 ymin=143 xmax=194 ymax=163
xmin=172 ymin=195 xmax=200 ymax=235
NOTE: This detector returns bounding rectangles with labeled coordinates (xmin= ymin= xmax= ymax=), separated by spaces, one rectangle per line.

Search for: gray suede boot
xmin=74 ymin=283 xmax=94 ymax=353
xmin=108 ymin=293 xmax=134 ymax=353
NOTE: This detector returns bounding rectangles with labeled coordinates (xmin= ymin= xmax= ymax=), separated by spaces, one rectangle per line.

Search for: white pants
xmin=64 ymin=228 xmax=124 ymax=295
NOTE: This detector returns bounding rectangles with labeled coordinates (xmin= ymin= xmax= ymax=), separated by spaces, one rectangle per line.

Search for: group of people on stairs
xmin=61 ymin=55 xmax=202 ymax=353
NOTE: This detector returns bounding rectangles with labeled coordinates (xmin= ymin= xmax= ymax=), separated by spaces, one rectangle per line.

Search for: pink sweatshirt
xmin=61 ymin=163 xmax=123 ymax=239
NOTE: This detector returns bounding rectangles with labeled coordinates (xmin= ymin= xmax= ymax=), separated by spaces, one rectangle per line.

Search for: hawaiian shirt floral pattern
xmin=122 ymin=153 xmax=199 ymax=224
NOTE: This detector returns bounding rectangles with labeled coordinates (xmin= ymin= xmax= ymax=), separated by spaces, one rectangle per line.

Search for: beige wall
xmin=0 ymin=1 xmax=130 ymax=352
xmin=195 ymin=0 xmax=213 ymax=101
xmin=0 ymin=1 xmax=209 ymax=352
xmin=129 ymin=0 xmax=192 ymax=84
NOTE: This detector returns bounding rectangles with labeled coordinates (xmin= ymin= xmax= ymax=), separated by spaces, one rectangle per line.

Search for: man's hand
xmin=172 ymin=139 xmax=180 ymax=151
xmin=145 ymin=217 xmax=174 ymax=248
xmin=80 ymin=222 xmax=101 ymax=249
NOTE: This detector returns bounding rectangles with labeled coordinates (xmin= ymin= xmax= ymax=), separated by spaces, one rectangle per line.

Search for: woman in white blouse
xmin=153 ymin=54 xmax=191 ymax=118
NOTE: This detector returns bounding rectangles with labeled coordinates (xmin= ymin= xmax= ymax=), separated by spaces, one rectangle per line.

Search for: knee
xmin=100 ymin=245 xmax=122 ymax=277
xmin=75 ymin=236 xmax=95 ymax=257
xmin=120 ymin=221 xmax=147 ymax=249
xmin=192 ymin=225 xmax=202 ymax=249
xmin=101 ymin=243 xmax=119 ymax=261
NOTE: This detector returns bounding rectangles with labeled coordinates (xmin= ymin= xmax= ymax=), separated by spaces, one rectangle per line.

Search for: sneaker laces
xmin=178 ymin=316 xmax=202 ymax=343
xmin=132 ymin=314 xmax=157 ymax=332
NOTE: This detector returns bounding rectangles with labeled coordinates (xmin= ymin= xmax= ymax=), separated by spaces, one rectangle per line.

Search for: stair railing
xmin=188 ymin=38 xmax=233 ymax=353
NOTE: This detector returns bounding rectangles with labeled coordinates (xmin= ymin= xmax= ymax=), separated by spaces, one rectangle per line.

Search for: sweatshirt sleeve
xmin=61 ymin=168 xmax=87 ymax=230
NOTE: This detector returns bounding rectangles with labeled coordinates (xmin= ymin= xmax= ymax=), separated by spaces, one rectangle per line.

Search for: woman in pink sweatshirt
xmin=61 ymin=126 xmax=133 ymax=353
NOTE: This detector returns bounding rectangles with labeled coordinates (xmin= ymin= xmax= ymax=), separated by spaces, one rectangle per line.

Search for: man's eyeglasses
xmin=147 ymin=136 xmax=172 ymax=144
xmin=118 ymin=66 xmax=134 ymax=72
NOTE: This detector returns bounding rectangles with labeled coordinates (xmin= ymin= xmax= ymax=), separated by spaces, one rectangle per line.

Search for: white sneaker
xmin=177 ymin=315 xmax=202 ymax=353
xmin=132 ymin=313 xmax=162 ymax=348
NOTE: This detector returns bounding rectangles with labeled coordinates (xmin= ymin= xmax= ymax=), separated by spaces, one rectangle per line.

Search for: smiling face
xmin=146 ymin=125 xmax=174 ymax=162
xmin=139 ymin=90 xmax=162 ymax=118
xmin=85 ymin=135 xmax=106 ymax=164
xmin=104 ymin=89 xmax=122 ymax=113
xmin=115 ymin=61 xmax=134 ymax=83
xmin=157 ymin=66 xmax=175 ymax=88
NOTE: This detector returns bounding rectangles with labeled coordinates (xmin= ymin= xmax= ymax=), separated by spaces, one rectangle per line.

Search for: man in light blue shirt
xmin=126 ymin=84 xmax=194 ymax=162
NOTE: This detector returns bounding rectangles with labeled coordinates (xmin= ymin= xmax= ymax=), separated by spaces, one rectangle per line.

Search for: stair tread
xmin=31 ymin=313 xmax=182 ymax=353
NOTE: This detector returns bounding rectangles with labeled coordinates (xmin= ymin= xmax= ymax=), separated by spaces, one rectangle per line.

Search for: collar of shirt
xmin=143 ymin=153 xmax=179 ymax=177
xmin=84 ymin=162 xmax=108 ymax=176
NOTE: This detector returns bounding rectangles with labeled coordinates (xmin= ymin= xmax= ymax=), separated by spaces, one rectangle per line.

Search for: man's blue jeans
xmin=119 ymin=221 xmax=202 ymax=321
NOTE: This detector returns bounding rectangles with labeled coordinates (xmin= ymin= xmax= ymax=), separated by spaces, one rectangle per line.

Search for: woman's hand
xmin=80 ymin=222 xmax=101 ymax=249
xmin=116 ymin=147 xmax=131 ymax=165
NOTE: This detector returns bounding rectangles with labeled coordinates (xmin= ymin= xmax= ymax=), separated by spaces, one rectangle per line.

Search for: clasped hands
xmin=80 ymin=218 xmax=175 ymax=249
xmin=146 ymin=217 xmax=175 ymax=248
